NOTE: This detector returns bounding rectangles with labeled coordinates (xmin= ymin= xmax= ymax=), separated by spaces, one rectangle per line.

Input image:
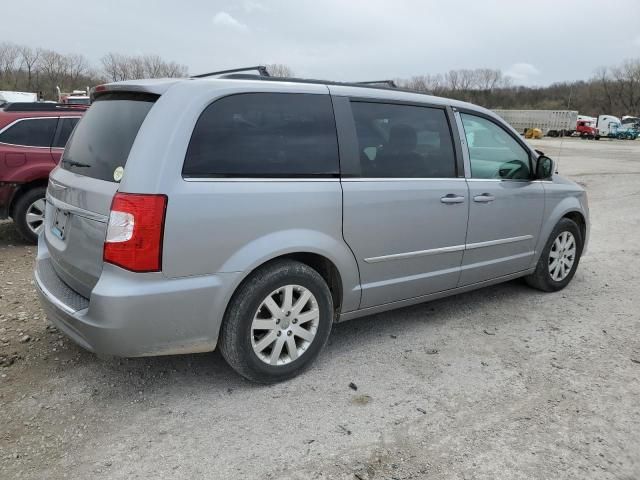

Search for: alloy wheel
xmin=251 ymin=285 xmax=320 ymax=366
xmin=25 ymin=198 xmax=46 ymax=235
xmin=548 ymin=231 xmax=576 ymax=281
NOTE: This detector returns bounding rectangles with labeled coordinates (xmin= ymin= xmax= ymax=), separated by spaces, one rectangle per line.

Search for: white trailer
xmin=492 ymin=109 xmax=578 ymax=137
xmin=0 ymin=91 xmax=38 ymax=104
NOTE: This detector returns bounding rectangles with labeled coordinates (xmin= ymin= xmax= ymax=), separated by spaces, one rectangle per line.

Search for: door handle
xmin=473 ymin=193 xmax=496 ymax=203
xmin=440 ymin=194 xmax=465 ymax=204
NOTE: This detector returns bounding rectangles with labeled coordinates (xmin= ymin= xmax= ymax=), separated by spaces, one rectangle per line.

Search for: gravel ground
xmin=1 ymin=137 xmax=639 ymax=479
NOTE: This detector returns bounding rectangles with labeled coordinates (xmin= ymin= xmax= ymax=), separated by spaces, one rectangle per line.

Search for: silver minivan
xmin=35 ymin=73 xmax=589 ymax=382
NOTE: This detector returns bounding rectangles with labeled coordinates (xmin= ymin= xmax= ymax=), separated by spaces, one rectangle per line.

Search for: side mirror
xmin=536 ymin=155 xmax=554 ymax=180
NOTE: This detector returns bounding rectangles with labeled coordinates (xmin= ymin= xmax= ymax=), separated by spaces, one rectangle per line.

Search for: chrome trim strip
xmin=364 ymin=235 xmax=533 ymax=263
xmin=184 ymin=177 xmax=468 ymax=183
xmin=34 ymin=266 xmax=78 ymax=316
xmin=465 ymin=235 xmax=533 ymax=250
xmin=365 ymin=244 xmax=465 ymax=263
xmin=183 ymin=177 xmax=339 ymax=183
xmin=466 ymin=178 xmax=534 ymax=183
xmin=46 ymin=194 xmax=108 ymax=223
xmin=342 ymin=177 xmax=467 ymax=182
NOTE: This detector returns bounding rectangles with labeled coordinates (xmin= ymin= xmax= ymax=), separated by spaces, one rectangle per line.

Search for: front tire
xmin=525 ymin=218 xmax=583 ymax=292
xmin=13 ymin=187 xmax=46 ymax=244
xmin=219 ymin=260 xmax=334 ymax=383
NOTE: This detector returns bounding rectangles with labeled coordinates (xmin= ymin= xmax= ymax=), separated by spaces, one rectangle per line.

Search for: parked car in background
xmin=35 ymin=72 xmax=589 ymax=383
xmin=0 ymin=102 xmax=86 ymax=242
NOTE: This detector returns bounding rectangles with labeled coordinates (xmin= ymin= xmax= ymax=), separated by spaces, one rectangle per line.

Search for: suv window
xmin=52 ymin=117 xmax=80 ymax=148
xmin=183 ymin=93 xmax=339 ymax=178
xmin=0 ymin=117 xmax=57 ymax=147
xmin=61 ymin=92 xmax=157 ymax=182
xmin=350 ymin=102 xmax=456 ymax=178
xmin=460 ymin=113 xmax=531 ymax=180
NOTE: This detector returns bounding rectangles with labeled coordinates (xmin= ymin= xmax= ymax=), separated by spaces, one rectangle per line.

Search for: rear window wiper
xmin=62 ymin=159 xmax=91 ymax=168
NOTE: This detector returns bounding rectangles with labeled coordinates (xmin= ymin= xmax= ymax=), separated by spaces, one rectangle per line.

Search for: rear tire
xmin=219 ymin=259 xmax=334 ymax=383
xmin=525 ymin=218 xmax=583 ymax=292
xmin=13 ymin=187 xmax=46 ymax=244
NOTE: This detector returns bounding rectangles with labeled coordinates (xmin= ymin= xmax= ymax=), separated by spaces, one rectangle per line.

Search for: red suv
xmin=0 ymin=103 xmax=86 ymax=242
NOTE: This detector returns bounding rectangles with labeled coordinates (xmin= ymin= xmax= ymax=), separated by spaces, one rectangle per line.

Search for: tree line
xmin=0 ymin=42 xmax=188 ymax=100
xmin=394 ymin=60 xmax=640 ymax=117
xmin=1 ymin=40 xmax=638 ymax=116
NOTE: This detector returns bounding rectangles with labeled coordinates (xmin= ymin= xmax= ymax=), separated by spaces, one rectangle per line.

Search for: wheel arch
xmin=562 ymin=210 xmax=587 ymax=245
xmin=9 ymin=179 xmax=48 ymax=219
xmin=217 ymin=229 xmax=361 ymax=315
xmin=239 ymin=252 xmax=344 ymax=315
xmin=534 ymin=192 xmax=589 ymax=262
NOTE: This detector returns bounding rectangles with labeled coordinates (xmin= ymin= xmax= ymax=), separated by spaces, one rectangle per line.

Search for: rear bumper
xmin=34 ymin=239 xmax=241 ymax=357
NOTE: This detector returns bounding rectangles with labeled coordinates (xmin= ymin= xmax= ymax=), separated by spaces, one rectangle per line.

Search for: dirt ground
xmin=1 ymin=137 xmax=639 ymax=479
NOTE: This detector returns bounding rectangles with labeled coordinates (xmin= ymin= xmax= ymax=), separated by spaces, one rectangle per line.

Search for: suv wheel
xmin=13 ymin=187 xmax=46 ymax=244
xmin=219 ymin=259 xmax=334 ymax=383
xmin=525 ymin=218 xmax=583 ymax=292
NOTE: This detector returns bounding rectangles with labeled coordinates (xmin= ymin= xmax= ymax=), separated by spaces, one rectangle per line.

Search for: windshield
xmin=60 ymin=92 xmax=158 ymax=182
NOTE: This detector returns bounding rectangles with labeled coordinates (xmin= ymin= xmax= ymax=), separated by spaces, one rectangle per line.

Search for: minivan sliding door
xmin=334 ymin=94 xmax=469 ymax=309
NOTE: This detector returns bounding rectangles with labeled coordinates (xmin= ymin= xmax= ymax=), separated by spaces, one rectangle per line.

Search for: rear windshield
xmin=61 ymin=92 xmax=157 ymax=182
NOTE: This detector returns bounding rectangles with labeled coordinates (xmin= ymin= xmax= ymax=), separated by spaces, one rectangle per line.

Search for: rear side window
xmin=52 ymin=117 xmax=80 ymax=148
xmin=350 ymin=102 xmax=456 ymax=178
xmin=0 ymin=118 xmax=57 ymax=147
xmin=183 ymin=93 xmax=339 ymax=178
xmin=61 ymin=92 xmax=157 ymax=182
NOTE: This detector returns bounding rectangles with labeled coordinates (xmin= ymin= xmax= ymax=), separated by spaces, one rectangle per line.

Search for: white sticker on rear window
xmin=113 ymin=166 xmax=124 ymax=182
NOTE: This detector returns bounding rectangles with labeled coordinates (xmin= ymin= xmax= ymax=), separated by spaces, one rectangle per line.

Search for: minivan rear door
xmin=334 ymin=94 xmax=469 ymax=309
xmin=44 ymin=93 xmax=157 ymax=298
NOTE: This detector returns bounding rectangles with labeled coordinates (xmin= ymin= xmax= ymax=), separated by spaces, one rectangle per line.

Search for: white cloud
xmin=634 ymin=35 xmax=640 ymax=47
xmin=243 ymin=1 xmax=267 ymax=14
xmin=505 ymin=62 xmax=541 ymax=83
xmin=212 ymin=12 xmax=248 ymax=32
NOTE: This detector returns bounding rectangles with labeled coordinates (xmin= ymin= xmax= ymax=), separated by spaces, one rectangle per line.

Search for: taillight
xmin=103 ymin=193 xmax=167 ymax=272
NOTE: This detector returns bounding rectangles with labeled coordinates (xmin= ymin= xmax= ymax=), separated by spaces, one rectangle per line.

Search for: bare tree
xmin=610 ymin=59 xmax=640 ymax=114
xmin=399 ymin=74 xmax=443 ymax=93
xmin=102 ymin=52 xmax=187 ymax=80
xmin=266 ymin=64 xmax=294 ymax=77
xmin=444 ymin=70 xmax=461 ymax=91
xmin=142 ymin=54 xmax=164 ymax=78
xmin=101 ymin=52 xmax=130 ymax=81
xmin=159 ymin=61 xmax=188 ymax=78
xmin=18 ymin=46 xmax=41 ymax=90
xmin=475 ymin=68 xmax=503 ymax=90
xmin=0 ymin=42 xmax=20 ymax=87
xmin=39 ymin=49 xmax=69 ymax=86
xmin=66 ymin=53 xmax=90 ymax=84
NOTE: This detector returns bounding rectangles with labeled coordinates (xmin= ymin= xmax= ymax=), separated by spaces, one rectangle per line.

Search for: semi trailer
xmin=492 ymin=109 xmax=578 ymax=137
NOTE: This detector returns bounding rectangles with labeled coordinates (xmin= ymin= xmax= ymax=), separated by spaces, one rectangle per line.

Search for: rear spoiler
xmin=91 ymin=79 xmax=181 ymax=101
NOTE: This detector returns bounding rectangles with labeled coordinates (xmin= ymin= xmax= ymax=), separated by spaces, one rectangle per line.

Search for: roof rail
xmin=191 ymin=66 xmax=270 ymax=79
xmin=1 ymin=102 xmax=89 ymax=112
xmin=354 ymin=80 xmax=398 ymax=88
xmin=210 ymin=73 xmax=426 ymax=96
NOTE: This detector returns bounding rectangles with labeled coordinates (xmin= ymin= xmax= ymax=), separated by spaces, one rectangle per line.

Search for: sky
xmin=4 ymin=0 xmax=640 ymax=86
